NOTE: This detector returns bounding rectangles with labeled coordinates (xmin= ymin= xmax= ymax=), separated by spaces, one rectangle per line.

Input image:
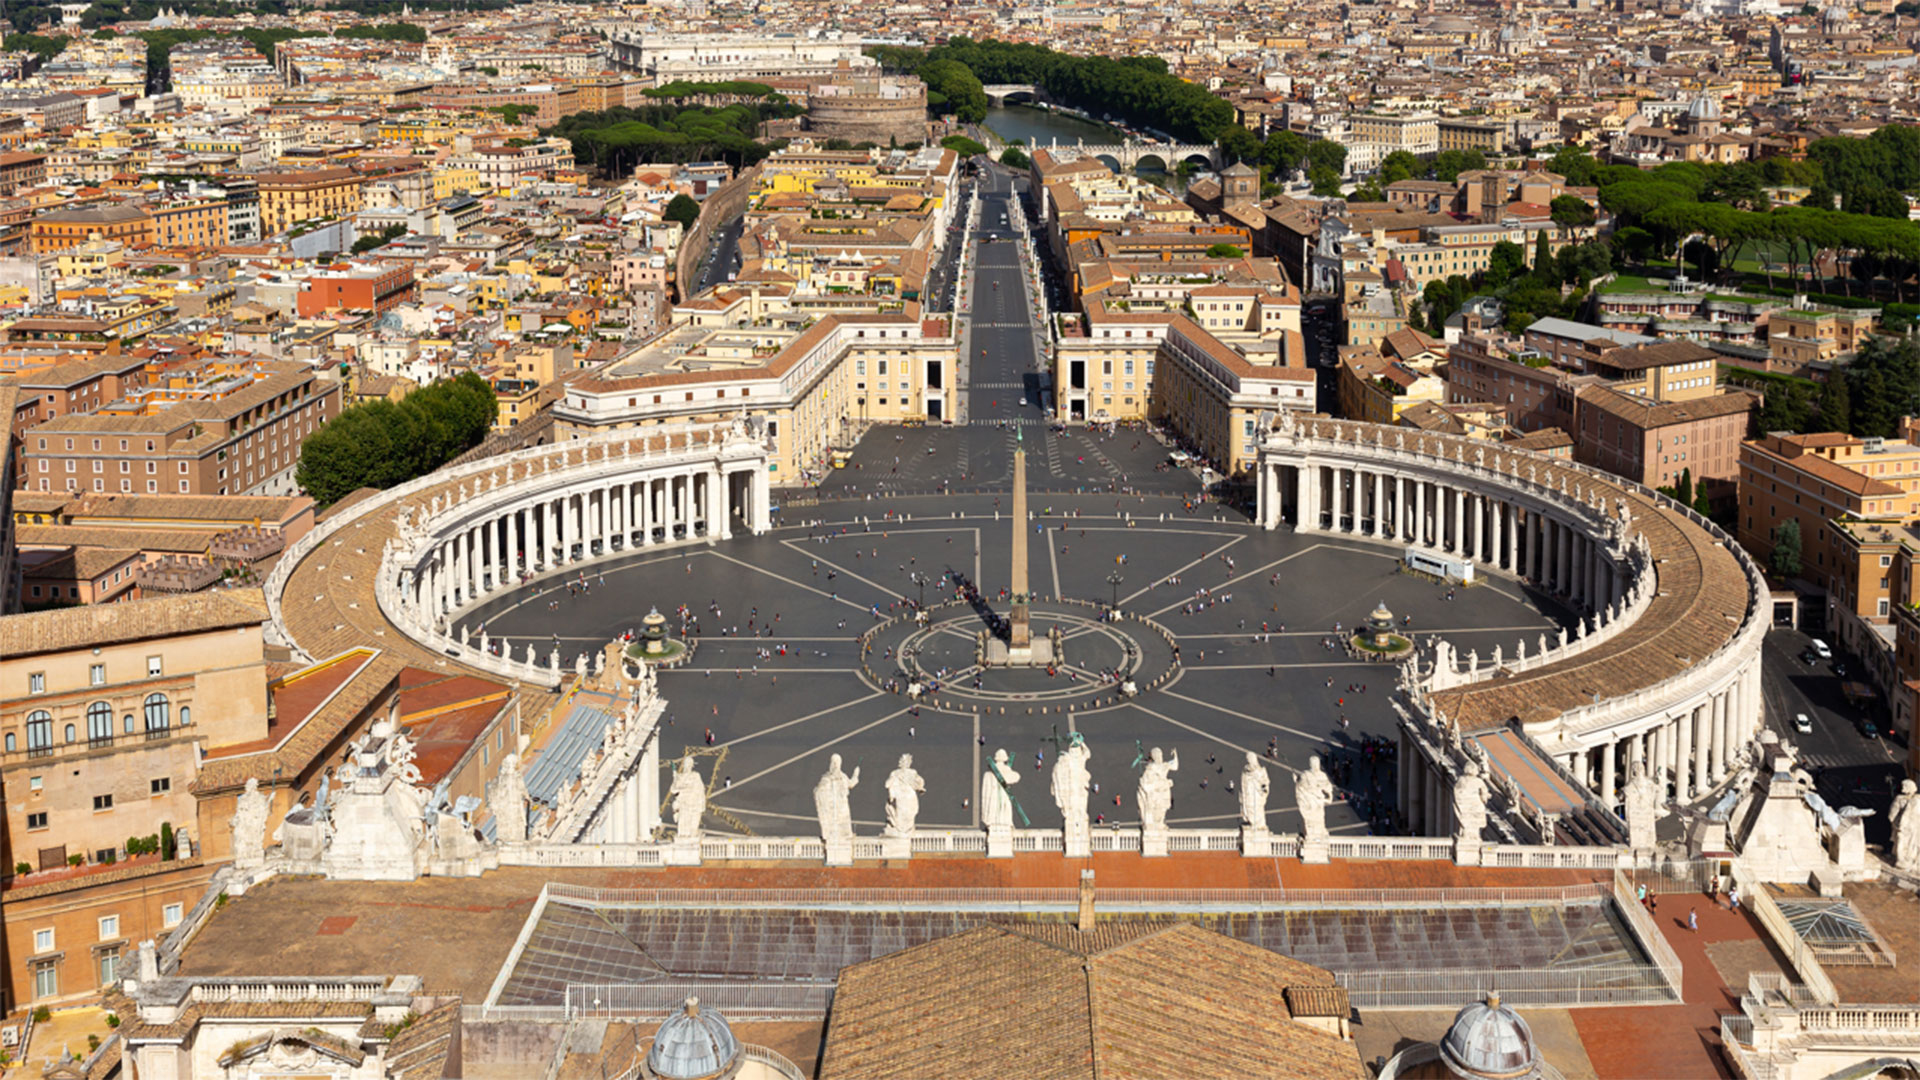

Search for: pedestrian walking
xmin=1688 ymin=907 xmax=1698 ymax=933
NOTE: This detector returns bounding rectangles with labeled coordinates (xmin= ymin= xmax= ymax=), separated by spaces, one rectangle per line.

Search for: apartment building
xmin=0 ymin=589 xmax=270 ymax=1008
xmin=1738 ymin=426 xmax=1920 ymax=684
xmin=21 ymin=362 xmax=342 ymax=497
xmin=1350 ymin=111 xmax=1440 ymax=157
xmin=1572 ymin=384 xmax=1755 ymax=498
xmin=29 ymin=204 xmax=155 ymax=255
xmin=252 ymin=168 xmax=365 ymax=236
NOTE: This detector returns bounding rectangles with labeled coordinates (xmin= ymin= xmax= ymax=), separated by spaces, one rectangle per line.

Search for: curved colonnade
xmin=1253 ymin=415 xmax=1770 ymax=840
xmin=263 ymin=420 xmax=773 ymax=685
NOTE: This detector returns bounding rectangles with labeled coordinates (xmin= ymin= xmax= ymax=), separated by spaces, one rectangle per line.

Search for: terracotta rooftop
xmin=0 ymin=586 xmax=267 ymax=658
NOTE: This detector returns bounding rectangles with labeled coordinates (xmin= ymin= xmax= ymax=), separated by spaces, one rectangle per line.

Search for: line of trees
xmin=295 ymin=372 xmax=498 ymax=507
xmin=545 ymin=101 xmax=800 ymax=176
xmin=869 ymin=38 xmax=1235 ymax=144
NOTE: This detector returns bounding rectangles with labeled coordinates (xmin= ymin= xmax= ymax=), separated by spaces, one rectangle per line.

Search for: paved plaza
xmin=466 ymin=477 xmax=1572 ymax=841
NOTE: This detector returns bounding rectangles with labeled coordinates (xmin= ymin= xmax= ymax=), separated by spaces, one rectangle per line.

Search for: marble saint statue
xmin=1892 ymin=779 xmax=1920 ymax=873
xmin=1137 ymin=747 xmax=1179 ymax=831
xmin=669 ymin=755 xmax=706 ymax=844
xmin=1295 ymin=755 xmax=1333 ymax=845
xmin=813 ymin=753 xmax=860 ymax=845
xmin=493 ymin=753 xmax=529 ymax=844
xmin=1051 ymin=738 xmax=1093 ymax=845
xmin=230 ymin=776 xmax=270 ymax=870
xmin=1454 ymin=761 xmax=1489 ymax=844
xmin=884 ymin=754 xmax=925 ymax=837
xmin=1239 ymin=752 xmax=1270 ymax=831
xmin=1623 ymin=761 xmax=1660 ymax=851
xmin=981 ymin=749 xmax=1019 ymax=830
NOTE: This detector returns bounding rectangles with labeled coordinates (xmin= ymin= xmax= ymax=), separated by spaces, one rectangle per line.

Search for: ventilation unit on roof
xmin=1864 ymin=436 xmax=1886 ymax=453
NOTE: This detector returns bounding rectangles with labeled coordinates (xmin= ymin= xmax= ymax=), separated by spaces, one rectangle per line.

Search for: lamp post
xmin=1107 ymin=570 xmax=1124 ymax=612
xmin=911 ymin=571 xmax=927 ymax=612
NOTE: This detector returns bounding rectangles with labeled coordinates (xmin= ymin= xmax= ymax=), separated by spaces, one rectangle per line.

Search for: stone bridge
xmin=982 ymin=84 xmax=1046 ymax=106
xmin=1039 ymin=140 xmax=1223 ymax=171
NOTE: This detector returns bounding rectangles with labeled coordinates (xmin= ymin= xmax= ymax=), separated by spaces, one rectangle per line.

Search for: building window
xmin=88 ymin=701 xmax=112 ymax=743
xmin=147 ymin=656 xmax=162 ymax=677
xmin=93 ymin=794 xmax=113 ymax=811
xmin=99 ymin=915 xmax=119 ymax=941
xmin=29 ymin=672 xmax=44 ymax=694
xmin=98 ymin=950 xmax=118 ymax=987
xmin=162 ymin=903 xmax=183 ymax=928
xmin=32 ymin=963 xmax=56 ymax=1001
xmin=144 ymin=693 xmax=170 ymax=731
xmin=34 ymin=929 xmax=54 ymax=952
xmin=26 ymin=710 xmax=52 ymax=750
xmin=90 ymin=663 xmax=105 ymax=686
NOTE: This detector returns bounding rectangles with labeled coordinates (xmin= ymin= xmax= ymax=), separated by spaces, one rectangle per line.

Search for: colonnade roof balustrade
xmin=1267 ymin=417 xmax=1762 ymax=733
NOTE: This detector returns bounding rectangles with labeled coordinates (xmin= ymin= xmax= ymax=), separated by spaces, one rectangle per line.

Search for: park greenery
xmin=6 ymin=33 xmax=70 ymax=61
xmin=999 ymin=145 xmax=1032 ymax=170
xmin=643 ymin=80 xmax=782 ymax=100
xmin=869 ymin=38 xmax=1235 ymax=143
xmin=544 ymin=101 xmax=800 ymax=175
xmin=295 ymin=372 xmax=497 ymax=507
xmin=941 ymin=134 xmax=989 ymax=158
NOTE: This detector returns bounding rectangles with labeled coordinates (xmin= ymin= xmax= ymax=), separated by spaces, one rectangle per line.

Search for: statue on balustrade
xmin=1239 ymin=752 xmax=1271 ymax=833
xmin=230 ymin=776 xmax=271 ymax=871
xmin=1454 ymin=761 xmax=1489 ymax=844
xmin=1137 ymin=747 xmax=1179 ymax=831
xmin=1893 ymin=779 xmax=1920 ymax=873
xmin=814 ymin=754 xmax=860 ymax=846
xmin=981 ymin=749 xmax=1019 ymax=830
xmin=1624 ymin=761 xmax=1661 ymax=852
xmin=669 ymin=754 xmax=706 ymax=844
xmin=885 ymin=755 xmax=925 ymax=837
xmin=493 ymin=753 xmax=529 ymax=844
xmin=1294 ymin=755 xmax=1333 ymax=845
xmin=1051 ymin=736 xmax=1093 ymax=847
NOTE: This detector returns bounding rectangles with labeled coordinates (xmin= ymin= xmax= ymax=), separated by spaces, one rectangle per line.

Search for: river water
xmin=983 ymin=104 xmax=1184 ymax=194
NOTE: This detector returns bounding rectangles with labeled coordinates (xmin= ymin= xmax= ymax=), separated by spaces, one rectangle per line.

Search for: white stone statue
xmin=981 ymin=749 xmax=1019 ymax=830
xmin=669 ymin=754 xmax=706 ymax=844
xmin=1891 ymin=779 xmax=1920 ymax=872
xmin=813 ymin=753 xmax=860 ymax=846
xmin=1239 ymin=752 xmax=1270 ymax=832
xmin=1454 ymin=761 xmax=1489 ymax=845
xmin=1624 ymin=760 xmax=1660 ymax=851
xmin=493 ymin=753 xmax=529 ymax=844
xmin=1137 ymin=747 xmax=1179 ymax=831
xmin=1295 ymin=755 xmax=1333 ymax=845
xmin=230 ymin=777 xmax=271 ymax=871
xmin=388 ymin=726 xmax=423 ymax=786
xmin=884 ymin=754 xmax=925 ymax=837
xmin=1050 ymin=738 xmax=1092 ymax=847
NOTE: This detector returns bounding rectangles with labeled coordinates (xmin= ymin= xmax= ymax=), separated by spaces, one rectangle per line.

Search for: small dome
xmin=647 ymin=997 xmax=741 ymax=1080
xmin=1686 ymin=94 xmax=1721 ymax=120
xmin=1440 ymin=993 xmax=1538 ymax=1078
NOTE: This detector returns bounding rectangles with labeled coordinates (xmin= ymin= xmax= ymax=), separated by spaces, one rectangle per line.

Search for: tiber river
xmin=982 ymin=103 xmax=1187 ymax=194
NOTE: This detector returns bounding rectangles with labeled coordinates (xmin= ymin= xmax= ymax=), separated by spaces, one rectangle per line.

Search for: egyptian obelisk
xmin=1009 ymin=430 xmax=1032 ymax=652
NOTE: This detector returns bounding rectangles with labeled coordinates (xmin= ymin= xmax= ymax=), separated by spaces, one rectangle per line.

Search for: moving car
xmin=1019 ymin=396 xmax=1028 ymax=406
xmin=1863 ymin=719 xmax=1881 ymax=738
xmin=1793 ymin=713 xmax=1813 ymax=734
xmin=1811 ymin=639 xmax=1832 ymax=660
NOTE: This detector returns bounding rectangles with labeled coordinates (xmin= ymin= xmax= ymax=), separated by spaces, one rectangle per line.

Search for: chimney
xmin=1077 ymin=868 xmax=1096 ymax=929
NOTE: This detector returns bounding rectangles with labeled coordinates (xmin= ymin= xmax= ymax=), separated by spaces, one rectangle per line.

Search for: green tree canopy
xmin=663 ymin=193 xmax=700 ymax=230
xmin=296 ymin=373 xmax=497 ymax=507
xmin=1205 ymin=243 xmax=1244 ymax=258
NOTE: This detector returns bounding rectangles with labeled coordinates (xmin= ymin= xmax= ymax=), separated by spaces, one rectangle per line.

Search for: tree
xmin=1675 ymin=468 xmax=1694 ymax=507
xmin=296 ymin=373 xmax=498 ymax=506
xmin=1549 ymin=195 xmax=1596 ymax=230
xmin=351 ymin=223 xmax=407 ymax=254
xmin=1217 ymin=125 xmax=1261 ymax=165
xmin=1613 ymin=226 xmax=1656 ymax=263
xmin=1770 ymin=519 xmax=1803 ymax=578
xmin=1532 ymin=232 xmax=1554 ymax=280
xmin=1378 ymin=150 xmax=1422 ymax=185
xmin=999 ymin=145 xmax=1031 ymax=170
xmin=1205 ymin=243 xmax=1244 ymax=258
xmin=1818 ymin=374 xmax=1851 ymax=433
xmin=663 ymin=194 xmax=700 ymax=230
xmin=1432 ymin=149 xmax=1487 ymax=183
xmin=1308 ymin=165 xmax=1343 ymax=197
xmin=1484 ymin=240 xmax=1526 ymax=289
xmin=940 ymin=134 xmax=988 ymax=157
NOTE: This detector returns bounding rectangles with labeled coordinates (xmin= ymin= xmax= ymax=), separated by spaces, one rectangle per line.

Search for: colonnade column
xmin=1600 ymin=740 xmax=1617 ymax=805
xmin=1372 ymin=471 xmax=1384 ymax=538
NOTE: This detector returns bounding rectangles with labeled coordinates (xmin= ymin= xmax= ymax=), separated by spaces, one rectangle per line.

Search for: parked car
xmin=1811 ymin=639 xmax=1833 ymax=660
xmin=1863 ymin=719 xmax=1881 ymax=738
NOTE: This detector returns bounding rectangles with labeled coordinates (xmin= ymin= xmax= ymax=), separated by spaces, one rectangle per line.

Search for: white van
xmin=1811 ymin=639 xmax=1832 ymax=660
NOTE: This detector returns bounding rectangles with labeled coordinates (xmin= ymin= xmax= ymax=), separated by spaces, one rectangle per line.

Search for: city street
xmin=1759 ymin=626 xmax=1907 ymax=842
